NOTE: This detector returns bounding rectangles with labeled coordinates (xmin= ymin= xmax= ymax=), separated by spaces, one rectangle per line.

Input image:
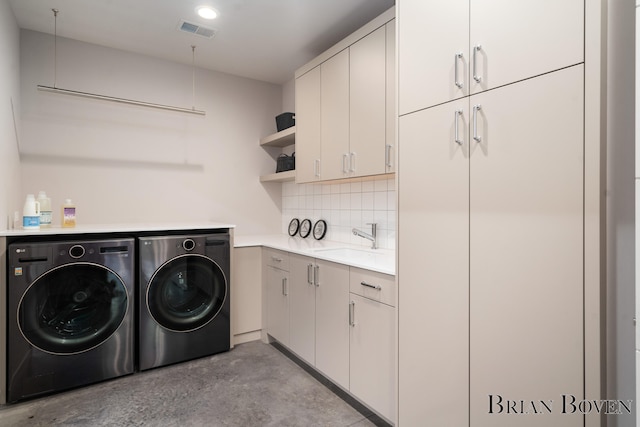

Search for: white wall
xmin=18 ymin=30 xmax=283 ymax=236
xmin=0 ymin=2 xmax=21 ymax=230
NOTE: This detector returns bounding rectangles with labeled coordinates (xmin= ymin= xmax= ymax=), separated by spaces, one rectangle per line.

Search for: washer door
xmin=19 ymin=263 xmax=129 ymax=355
xmin=147 ymin=254 xmax=227 ymax=332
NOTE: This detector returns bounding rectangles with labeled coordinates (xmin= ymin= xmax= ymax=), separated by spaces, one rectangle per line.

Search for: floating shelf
xmin=260 ymin=170 xmax=296 ymax=183
xmin=260 ymin=127 xmax=295 ymax=147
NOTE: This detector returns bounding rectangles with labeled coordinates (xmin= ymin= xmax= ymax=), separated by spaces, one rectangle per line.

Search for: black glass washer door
xmin=18 ymin=263 xmax=128 ymax=355
xmin=147 ymin=254 xmax=227 ymax=332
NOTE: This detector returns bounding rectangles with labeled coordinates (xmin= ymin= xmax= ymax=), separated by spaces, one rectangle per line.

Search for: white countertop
xmin=235 ymin=234 xmax=395 ymax=276
xmin=0 ymin=222 xmax=235 ymax=237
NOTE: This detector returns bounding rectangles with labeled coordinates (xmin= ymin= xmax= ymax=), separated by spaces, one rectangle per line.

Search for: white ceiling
xmin=8 ymin=0 xmax=395 ymax=85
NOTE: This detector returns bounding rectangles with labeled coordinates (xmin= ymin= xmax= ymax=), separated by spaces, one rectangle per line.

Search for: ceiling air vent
xmin=178 ymin=20 xmax=216 ymax=39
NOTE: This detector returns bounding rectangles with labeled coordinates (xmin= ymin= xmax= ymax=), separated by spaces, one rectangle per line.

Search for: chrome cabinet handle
xmin=473 ymin=45 xmax=482 ymax=83
xmin=454 ymin=52 xmax=463 ymax=88
xmin=342 ymin=154 xmax=349 ymax=173
xmin=314 ymin=159 xmax=320 ymax=178
xmin=454 ymin=110 xmax=463 ymax=146
xmin=473 ymin=105 xmax=482 ymax=142
xmin=349 ymin=152 xmax=356 ymax=173
xmin=271 ymin=256 xmax=282 ymax=263
xmin=360 ymin=281 xmax=382 ymax=291
xmin=314 ymin=265 xmax=320 ymax=287
xmin=385 ymin=144 xmax=392 ymax=169
xmin=282 ymin=277 xmax=288 ymax=296
xmin=307 ymin=264 xmax=313 ymax=285
xmin=349 ymin=301 xmax=355 ymax=326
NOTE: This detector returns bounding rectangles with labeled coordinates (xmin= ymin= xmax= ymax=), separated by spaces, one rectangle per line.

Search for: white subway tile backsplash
xmin=340 ymin=193 xmax=351 ymax=210
xmin=281 ymin=177 xmax=397 ymax=249
xmin=362 ymin=192 xmax=374 ymax=210
xmin=374 ymin=178 xmax=388 ymax=192
xmin=374 ymin=191 xmax=388 ymax=210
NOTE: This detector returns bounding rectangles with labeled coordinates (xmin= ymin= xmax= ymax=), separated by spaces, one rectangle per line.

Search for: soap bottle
xmin=23 ymin=194 xmax=41 ymax=230
xmin=61 ymin=199 xmax=76 ymax=228
xmin=37 ymin=191 xmax=52 ymax=228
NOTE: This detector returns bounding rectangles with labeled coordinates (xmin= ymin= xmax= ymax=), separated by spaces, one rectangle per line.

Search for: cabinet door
xmin=295 ymin=66 xmax=321 ymax=183
xmin=265 ymin=266 xmax=289 ymax=346
xmin=350 ymin=26 xmax=386 ymax=178
xmin=398 ymin=98 xmax=469 ymax=426
xmin=469 ymin=0 xmax=583 ymax=95
xmin=289 ymin=254 xmax=316 ymax=363
xmin=314 ymin=259 xmax=350 ymax=389
xmin=385 ymin=19 xmax=396 ymax=173
xmin=398 ymin=0 xmax=469 ymax=115
xmin=232 ymin=247 xmax=262 ymax=337
xmin=321 ymin=49 xmax=350 ymax=181
xmin=349 ymin=294 xmax=395 ymax=422
xmin=469 ymin=66 xmax=583 ymax=427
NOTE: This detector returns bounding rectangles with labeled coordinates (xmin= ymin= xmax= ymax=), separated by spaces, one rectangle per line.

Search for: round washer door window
xmin=147 ymin=254 xmax=227 ymax=332
xmin=19 ymin=263 xmax=129 ymax=355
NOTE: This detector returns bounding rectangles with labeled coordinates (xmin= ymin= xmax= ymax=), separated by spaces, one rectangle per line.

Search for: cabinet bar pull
xmin=473 ymin=45 xmax=482 ymax=83
xmin=349 ymin=301 xmax=356 ymax=326
xmin=271 ymin=256 xmax=282 ymax=263
xmin=385 ymin=144 xmax=392 ymax=168
xmin=282 ymin=277 xmax=288 ymax=296
xmin=349 ymin=152 xmax=356 ymax=173
xmin=314 ymin=159 xmax=321 ymax=178
xmin=342 ymin=154 xmax=349 ymax=173
xmin=454 ymin=52 xmax=463 ymax=88
xmin=454 ymin=110 xmax=463 ymax=145
xmin=314 ymin=265 xmax=320 ymax=287
xmin=473 ymin=105 xmax=482 ymax=142
xmin=307 ymin=264 xmax=313 ymax=285
xmin=360 ymin=281 xmax=382 ymax=290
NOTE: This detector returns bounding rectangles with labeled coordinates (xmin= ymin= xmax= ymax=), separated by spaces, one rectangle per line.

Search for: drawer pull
xmin=271 ymin=256 xmax=283 ymax=262
xmin=360 ymin=281 xmax=382 ymax=291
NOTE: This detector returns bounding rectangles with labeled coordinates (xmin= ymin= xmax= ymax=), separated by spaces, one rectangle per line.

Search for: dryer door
xmin=19 ymin=262 xmax=129 ymax=355
xmin=147 ymin=254 xmax=227 ymax=332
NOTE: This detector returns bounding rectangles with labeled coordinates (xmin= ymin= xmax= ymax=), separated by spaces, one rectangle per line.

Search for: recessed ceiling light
xmin=196 ymin=6 xmax=218 ymax=20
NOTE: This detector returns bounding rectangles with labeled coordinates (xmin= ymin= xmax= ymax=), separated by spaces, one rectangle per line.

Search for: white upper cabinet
xmin=295 ymin=9 xmax=395 ymax=183
xmin=398 ymin=0 xmax=583 ymax=115
xmin=469 ymin=0 xmax=583 ymax=95
xmin=398 ymin=0 xmax=469 ymax=115
xmin=295 ymin=66 xmax=322 ymax=183
xmin=349 ymin=26 xmax=387 ymax=178
xmin=321 ymin=49 xmax=351 ymax=181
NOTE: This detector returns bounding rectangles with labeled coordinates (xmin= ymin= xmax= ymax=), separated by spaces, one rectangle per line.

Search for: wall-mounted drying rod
xmin=36 ymin=85 xmax=206 ymax=116
xmin=38 ymin=9 xmax=206 ymax=116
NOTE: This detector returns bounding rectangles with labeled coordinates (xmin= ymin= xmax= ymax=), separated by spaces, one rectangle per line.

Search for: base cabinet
xmin=265 ymin=250 xmax=290 ymax=346
xmin=289 ymin=254 xmax=350 ymax=389
xmin=349 ymin=269 xmax=396 ymax=422
xmin=265 ymin=250 xmax=395 ymax=422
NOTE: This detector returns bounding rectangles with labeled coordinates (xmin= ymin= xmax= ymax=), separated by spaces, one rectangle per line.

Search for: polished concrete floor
xmin=0 ymin=340 xmax=388 ymax=427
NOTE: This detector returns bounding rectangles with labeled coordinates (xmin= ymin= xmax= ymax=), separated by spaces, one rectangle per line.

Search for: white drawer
xmin=264 ymin=248 xmax=289 ymax=271
xmin=350 ymin=267 xmax=395 ymax=307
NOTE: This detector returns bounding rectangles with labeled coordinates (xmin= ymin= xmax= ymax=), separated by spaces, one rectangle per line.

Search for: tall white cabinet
xmin=397 ymin=1 xmax=593 ymax=426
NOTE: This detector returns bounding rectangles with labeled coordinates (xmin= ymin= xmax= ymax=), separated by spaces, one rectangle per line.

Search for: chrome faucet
xmin=352 ymin=223 xmax=377 ymax=249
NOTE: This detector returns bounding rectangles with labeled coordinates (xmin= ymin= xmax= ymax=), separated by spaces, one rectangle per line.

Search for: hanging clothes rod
xmin=37 ymin=85 xmax=206 ymax=116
